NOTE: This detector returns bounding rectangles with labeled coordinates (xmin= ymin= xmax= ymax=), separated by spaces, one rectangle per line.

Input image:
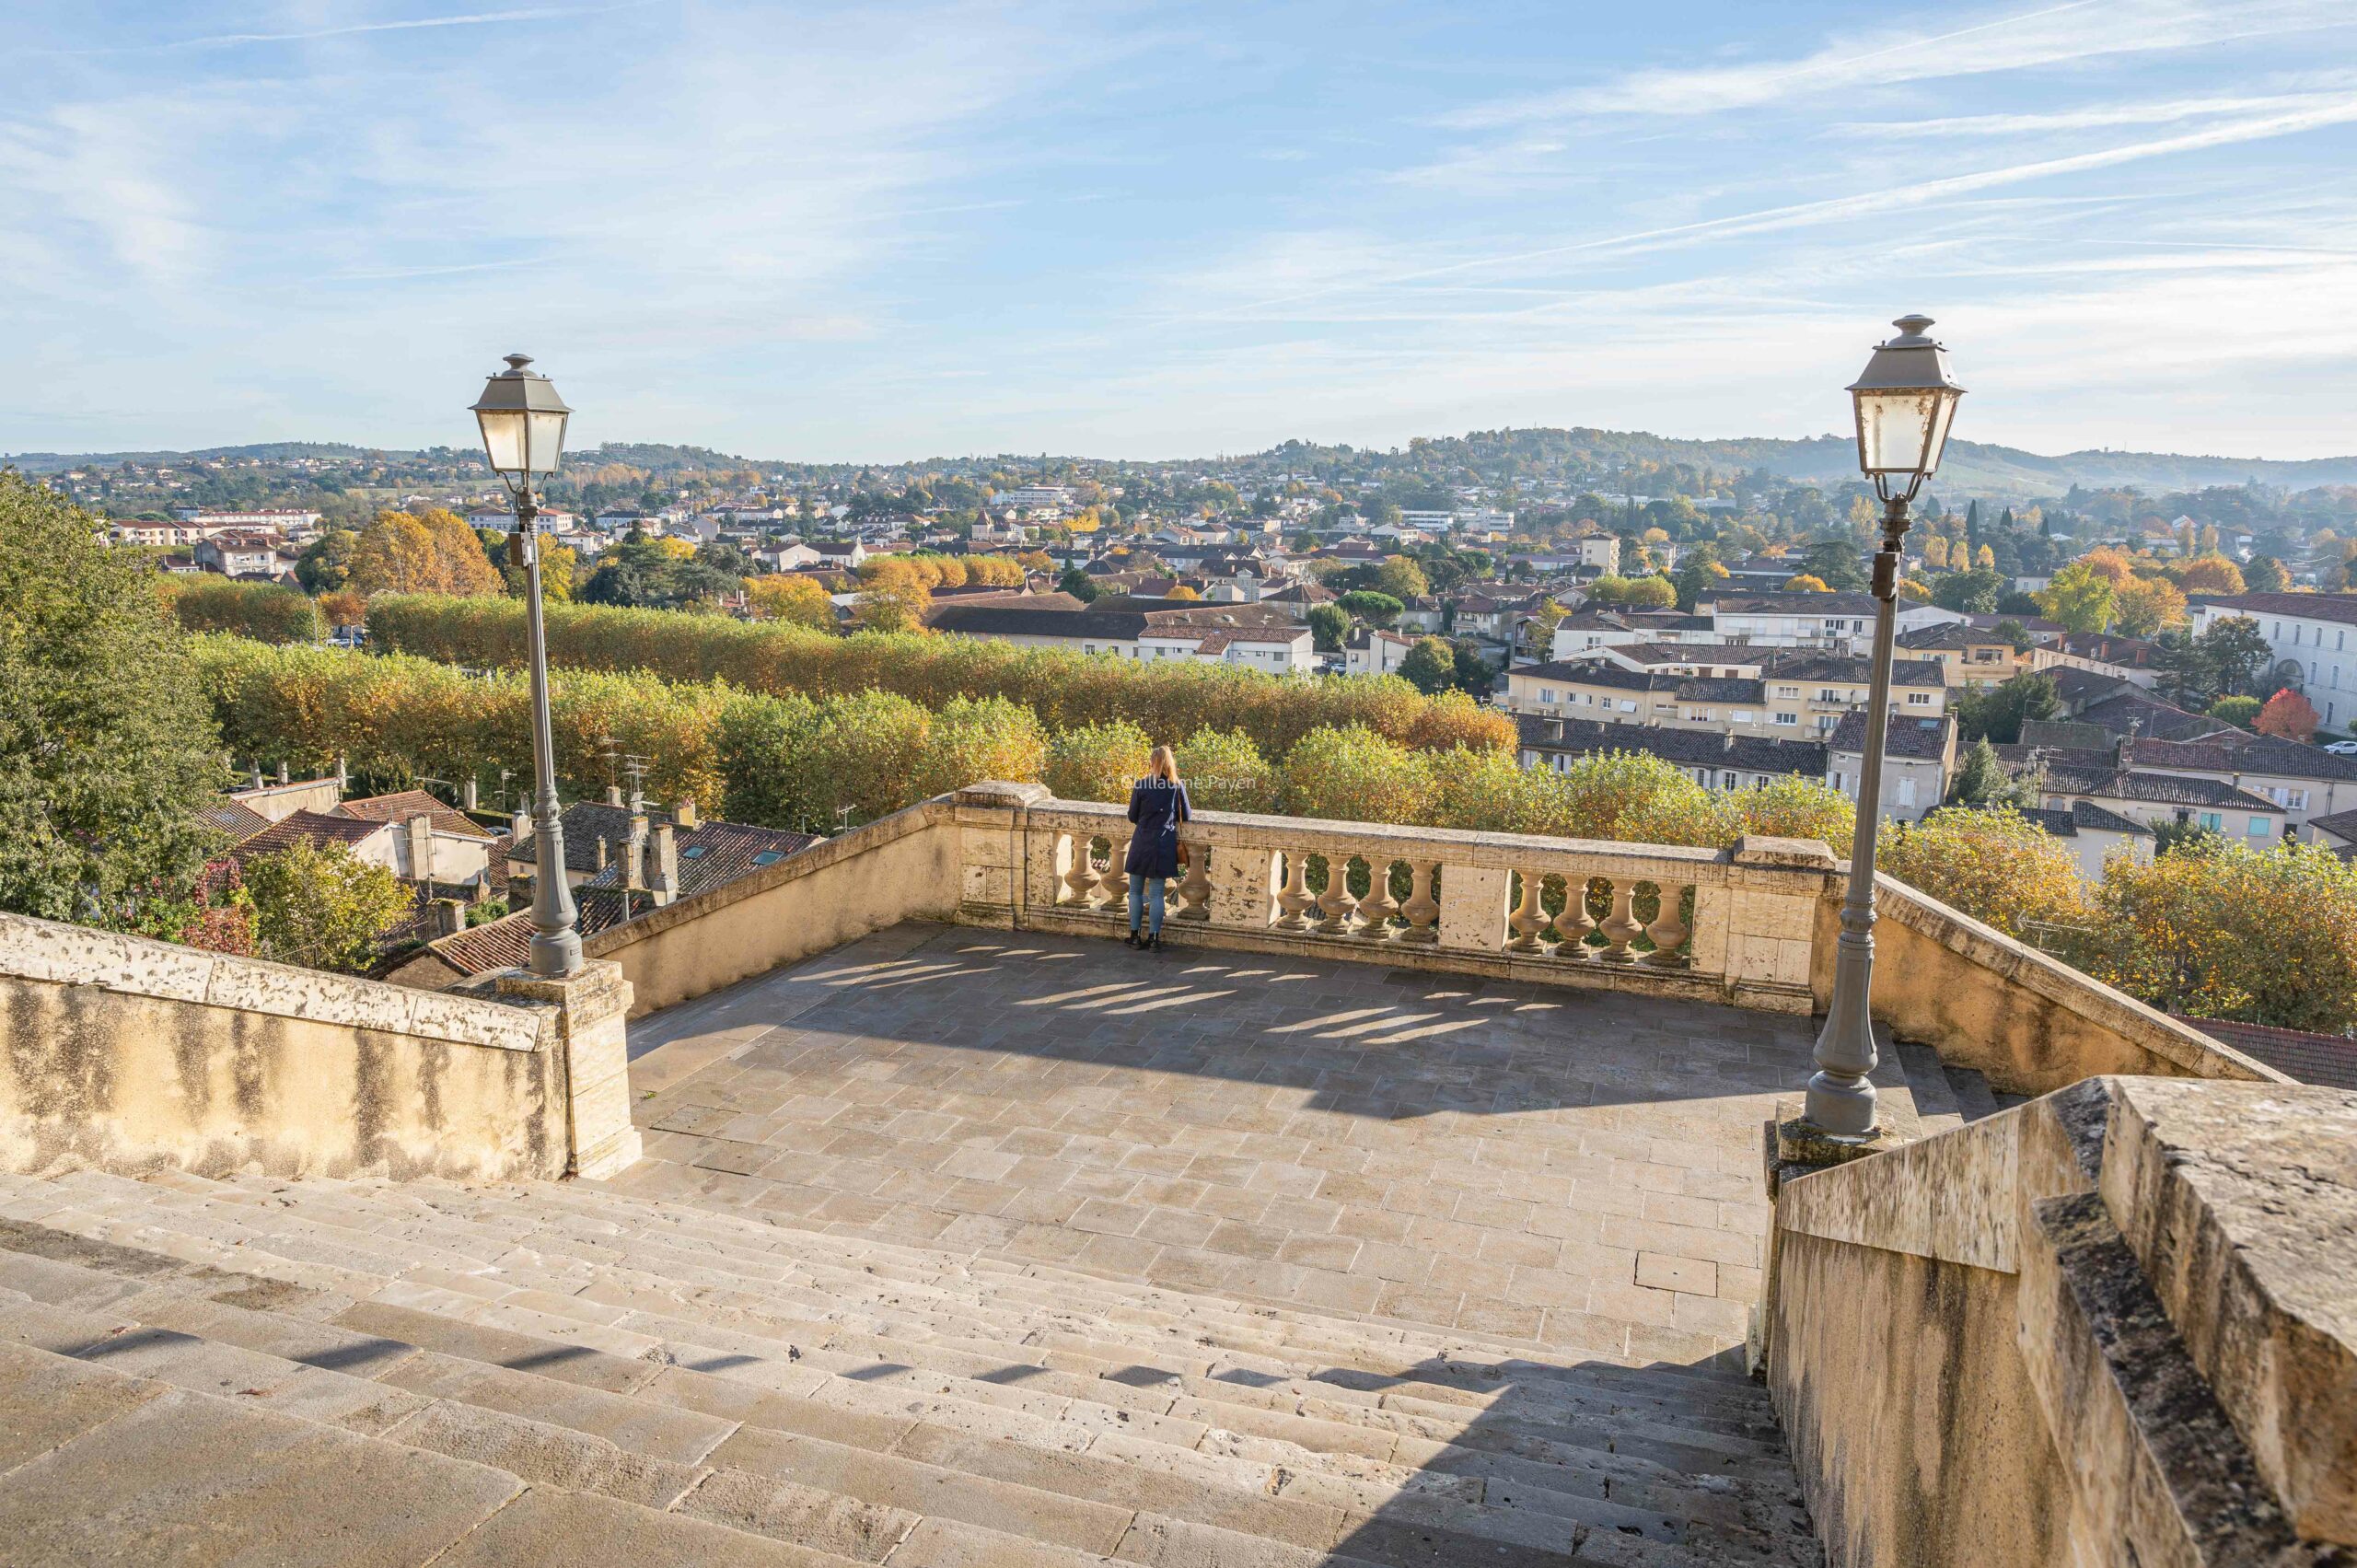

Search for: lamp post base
xmin=529 ymin=928 xmax=584 ymax=979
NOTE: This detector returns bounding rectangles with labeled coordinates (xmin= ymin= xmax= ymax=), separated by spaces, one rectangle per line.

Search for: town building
xmin=1343 ymin=628 xmax=1418 ymax=679
xmin=1515 ymin=713 xmax=1830 ymax=791
xmin=926 ymin=600 xmax=1313 ymax=672
xmin=2014 ymin=801 xmax=2154 ymax=880
xmin=1827 ymin=712 xmax=1957 ymax=822
xmin=2186 ymin=591 xmax=2357 ymax=731
xmin=1504 ymin=649 xmax=1946 ymax=738
xmin=1697 ymin=590 xmax=1954 ymax=653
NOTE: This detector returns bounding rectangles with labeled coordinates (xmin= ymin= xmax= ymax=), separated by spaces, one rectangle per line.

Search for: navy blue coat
xmin=1124 ymin=778 xmax=1192 ymax=878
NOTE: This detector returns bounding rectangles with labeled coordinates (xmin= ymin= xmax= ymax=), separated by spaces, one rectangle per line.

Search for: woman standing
xmin=1124 ymin=745 xmax=1191 ymax=951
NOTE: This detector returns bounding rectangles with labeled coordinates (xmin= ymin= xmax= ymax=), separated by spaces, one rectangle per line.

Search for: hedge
xmin=166 ymin=578 xmax=319 ymax=644
xmin=362 ymin=594 xmax=1517 ymax=761
xmin=187 ymin=634 xmax=1851 ymax=853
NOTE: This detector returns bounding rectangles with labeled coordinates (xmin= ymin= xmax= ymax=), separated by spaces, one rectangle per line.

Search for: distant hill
xmin=13 ymin=431 xmax=2357 ymax=498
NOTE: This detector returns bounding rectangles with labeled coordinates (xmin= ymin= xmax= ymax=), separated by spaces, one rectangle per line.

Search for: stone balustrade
xmin=953 ymin=783 xmax=1834 ymax=1012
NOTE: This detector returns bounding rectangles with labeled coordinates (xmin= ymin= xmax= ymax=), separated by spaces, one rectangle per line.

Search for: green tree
xmin=1399 ymin=636 xmax=1457 ymax=695
xmin=1337 ymin=590 xmax=1405 ymax=627
xmin=0 ymin=474 xmax=226 ymax=926
xmin=242 ymin=838 xmax=412 ymax=972
xmin=1306 ymin=602 xmax=1350 ymax=652
xmin=1673 ymin=556 xmax=1729 ymax=610
xmin=2206 ymin=694 xmax=2261 ymax=728
xmin=1930 ymin=568 xmax=2004 ymax=614
xmin=296 ymin=528 xmax=358 ymax=592
xmin=1374 ymin=554 xmax=1430 ymax=601
xmin=1948 ymin=738 xmax=2038 ymax=808
xmin=1955 ymin=670 xmax=2060 ymax=744
xmin=1799 ymin=539 xmax=1867 ymax=591
xmin=1055 ymin=565 xmax=1099 ymax=603
xmin=2035 ymin=562 xmax=2118 ymax=633
xmin=2246 ymin=556 xmax=2291 ymax=594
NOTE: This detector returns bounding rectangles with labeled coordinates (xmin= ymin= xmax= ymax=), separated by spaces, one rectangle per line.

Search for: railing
xmin=952 ymin=784 xmax=1837 ymax=1012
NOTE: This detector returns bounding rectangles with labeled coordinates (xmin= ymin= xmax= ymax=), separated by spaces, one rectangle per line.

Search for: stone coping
xmin=1869 ymin=870 xmax=2285 ymax=1085
xmin=0 ymin=910 xmax=543 ymax=1052
xmin=585 ymin=796 xmax=954 ymax=955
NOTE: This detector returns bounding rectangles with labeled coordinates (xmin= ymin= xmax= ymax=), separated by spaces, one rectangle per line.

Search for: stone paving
xmin=615 ymin=923 xmax=1816 ymax=1366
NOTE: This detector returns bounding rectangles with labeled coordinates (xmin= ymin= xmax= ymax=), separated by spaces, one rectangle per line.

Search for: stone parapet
xmin=1766 ymin=1075 xmax=2357 ymax=1566
xmin=492 ymin=960 xmax=641 ymax=1180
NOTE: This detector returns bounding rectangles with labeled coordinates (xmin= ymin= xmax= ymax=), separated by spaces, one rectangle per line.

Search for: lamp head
xmin=470 ymin=353 xmax=571 ymax=479
xmin=1847 ymin=314 xmax=1964 ymax=484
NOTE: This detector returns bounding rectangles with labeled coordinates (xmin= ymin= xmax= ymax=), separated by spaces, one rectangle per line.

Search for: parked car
xmin=2322 ymin=739 xmax=2357 ymax=756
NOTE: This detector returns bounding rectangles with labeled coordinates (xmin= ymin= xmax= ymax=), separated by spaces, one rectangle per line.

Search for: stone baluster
xmin=1551 ymin=874 xmax=1598 ymax=958
xmin=1355 ymin=857 xmax=1399 ymax=938
xmin=1399 ymin=861 xmax=1440 ymax=943
xmin=1316 ymin=855 xmax=1359 ymax=935
xmin=1507 ymin=869 xmax=1550 ymax=953
xmin=1060 ymin=831 xmax=1099 ymax=906
xmin=1644 ymin=883 xmax=1691 ymax=965
xmin=1273 ymin=850 xmax=1315 ymax=931
xmin=1599 ymin=880 xmax=1644 ymax=961
xmin=1175 ymin=843 xmax=1212 ymax=920
xmin=1097 ymin=836 xmax=1129 ymax=907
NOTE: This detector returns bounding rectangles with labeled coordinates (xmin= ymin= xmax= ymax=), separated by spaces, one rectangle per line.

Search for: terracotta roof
xmin=418 ymin=888 xmax=637 ymax=977
xmin=1515 ymin=714 xmax=1828 ymax=776
xmin=199 ymin=800 xmax=271 ymax=841
xmin=2178 ymin=1016 xmax=2357 ymax=1089
xmin=2187 ymin=592 xmax=2357 ymax=628
xmin=230 ymin=809 xmax=388 ymax=864
xmin=335 ymin=790 xmax=494 ymax=839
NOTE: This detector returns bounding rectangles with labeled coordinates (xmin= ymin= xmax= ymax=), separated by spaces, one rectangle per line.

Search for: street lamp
xmin=470 ymin=353 xmax=578 ymax=978
xmin=1805 ymin=315 xmax=1965 ymax=1137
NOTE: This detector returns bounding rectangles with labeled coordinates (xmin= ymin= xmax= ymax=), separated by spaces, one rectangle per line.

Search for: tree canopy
xmin=0 ymin=474 xmax=225 ymax=924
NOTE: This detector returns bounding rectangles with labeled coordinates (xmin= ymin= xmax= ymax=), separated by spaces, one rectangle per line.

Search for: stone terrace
xmin=613 ymin=923 xmax=1812 ymax=1367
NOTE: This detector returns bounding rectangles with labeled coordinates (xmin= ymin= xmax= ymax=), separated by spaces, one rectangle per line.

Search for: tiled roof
xmin=2073 ymin=690 xmax=2228 ymax=741
xmin=2187 ymin=592 xmax=2357 ymax=628
xmin=230 ymin=809 xmax=388 ymax=864
xmin=2017 ymin=720 xmax=2113 ymax=751
xmin=334 ymin=790 xmax=494 ymax=839
xmin=2036 ymin=764 xmax=2283 ymax=810
xmin=512 ymin=803 xmax=817 ymax=885
xmin=420 ymin=888 xmax=637 ymax=977
xmin=2131 ymin=733 xmax=2357 ymax=783
xmin=2017 ymin=802 xmax=2150 ymax=837
xmin=1676 ymin=677 xmax=1764 ymax=703
xmin=2178 ymin=1016 xmax=2357 ymax=1089
xmin=1760 ymin=652 xmax=1946 ymax=689
xmin=2311 ymin=806 xmax=2357 ymax=842
xmin=1827 ymin=712 xmax=1955 ymax=761
xmin=199 ymin=800 xmax=271 ymax=841
xmin=1702 ymin=591 xmax=1895 ymax=617
xmin=1515 ymin=714 xmax=1828 ymax=776
xmin=932 ymin=604 xmax=1149 ymax=640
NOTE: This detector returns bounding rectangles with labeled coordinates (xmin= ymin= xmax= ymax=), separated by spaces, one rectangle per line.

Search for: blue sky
xmin=7 ymin=1 xmax=2357 ymax=460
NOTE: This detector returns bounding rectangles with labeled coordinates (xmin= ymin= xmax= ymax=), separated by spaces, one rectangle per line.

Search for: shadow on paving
xmin=1283 ymin=1351 xmax=1819 ymax=1568
xmin=628 ymin=923 xmax=1812 ymax=1124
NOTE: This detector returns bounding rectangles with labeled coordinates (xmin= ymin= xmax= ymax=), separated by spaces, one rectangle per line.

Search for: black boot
xmin=1147 ymin=934 xmax=1164 ymax=953
xmin=1124 ymin=930 xmax=1142 ymax=949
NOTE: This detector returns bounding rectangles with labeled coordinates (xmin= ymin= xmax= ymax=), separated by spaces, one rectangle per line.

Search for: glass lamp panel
xmin=1920 ymin=391 xmax=1959 ymax=476
xmin=1853 ymin=389 xmax=1938 ymax=475
xmin=525 ymin=410 xmax=568 ymax=474
xmin=476 ymin=409 xmax=528 ymax=474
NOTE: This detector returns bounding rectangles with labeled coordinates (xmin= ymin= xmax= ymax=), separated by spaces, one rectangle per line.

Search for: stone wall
xmin=1827 ymin=873 xmax=2278 ymax=1095
xmin=0 ymin=912 xmax=630 ymax=1182
xmin=586 ymin=800 xmax=962 ymax=1017
xmin=1766 ymin=1077 xmax=2356 ymax=1567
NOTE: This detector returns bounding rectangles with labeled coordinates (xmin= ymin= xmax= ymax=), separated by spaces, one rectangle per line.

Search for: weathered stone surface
xmin=431 ymin=1487 xmax=867 ymax=1568
xmin=0 ymin=1341 xmax=165 ymax=1474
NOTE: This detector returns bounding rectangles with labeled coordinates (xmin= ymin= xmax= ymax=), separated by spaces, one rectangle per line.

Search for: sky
xmin=6 ymin=0 xmax=2357 ymax=462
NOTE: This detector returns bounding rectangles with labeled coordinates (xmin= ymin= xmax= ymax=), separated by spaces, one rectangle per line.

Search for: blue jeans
xmin=1128 ymin=877 xmax=1165 ymax=936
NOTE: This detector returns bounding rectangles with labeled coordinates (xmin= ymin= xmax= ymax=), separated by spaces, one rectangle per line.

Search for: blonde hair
xmin=1148 ymin=745 xmax=1180 ymax=784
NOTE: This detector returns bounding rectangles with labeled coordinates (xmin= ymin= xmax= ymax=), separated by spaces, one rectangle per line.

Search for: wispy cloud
xmin=1447 ymin=0 xmax=2351 ymax=124
xmin=48 ymin=3 xmax=659 ymax=54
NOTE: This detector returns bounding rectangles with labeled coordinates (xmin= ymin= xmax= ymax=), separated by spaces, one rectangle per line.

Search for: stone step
xmin=1941 ymin=1066 xmax=2003 ymax=1124
xmin=0 ymin=1253 xmax=1738 ymax=1568
xmin=0 ymin=1179 xmax=1811 ymax=1567
xmin=53 ymin=1169 xmax=1779 ymax=1452
xmin=1888 ymin=1043 xmax=1966 ymax=1139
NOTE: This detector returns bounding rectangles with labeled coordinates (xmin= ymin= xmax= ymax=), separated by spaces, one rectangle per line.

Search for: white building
xmin=1699 ymin=591 xmax=1954 ymax=654
xmin=1344 ymin=628 xmax=1419 ymax=679
xmin=2186 ymin=593 xmax=2357 ymax=732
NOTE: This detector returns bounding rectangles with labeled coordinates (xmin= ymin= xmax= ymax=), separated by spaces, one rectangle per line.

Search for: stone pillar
xmin=954 ymin=782 xmax=1050 ymax=926
xmin=495 ymin=960 xmax=641 ymax=1180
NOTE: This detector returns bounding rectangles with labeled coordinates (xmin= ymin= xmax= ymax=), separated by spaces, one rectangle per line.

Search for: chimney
xmin=405 ymin=816 xmax=434 ymax=882
xmin=673 ymin=798 xmax=699 ymax=830
xmin=510 ymin=807 xmax=530 ymax=842
xmin=336 ymin=753 xmax=349 ymax=793
xmin=461 ymin=777 xmax=479 ymax=811
xmin=250 ymin=762 xmax=266 ymax=790
xmin=605 ymin=784 xmax=623 ymax=807
xmin=431 ymin=899 xmax=466 ymax=937
xmin=650 ymin=822 xmax=679 ymax=906
xmin=593 ymin=836 xmax=609 ymax=872
xmin=276 ymin=761 xmax=290 ymax=785
xmin=622 ymin=831 xmax=644 ymax=889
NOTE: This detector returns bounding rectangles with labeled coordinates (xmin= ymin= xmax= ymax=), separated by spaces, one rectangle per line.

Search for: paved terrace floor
xmin=614 ymin=923 xmax=1814 ymax=1368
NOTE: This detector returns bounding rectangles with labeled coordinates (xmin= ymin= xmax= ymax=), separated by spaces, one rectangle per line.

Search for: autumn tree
xmin=1375 ymin=554 xmax=1430 ymax=601
xmin=241 ymin=837 xmax=412 ymax=972
xmin=1399 ymin=636 xmax=1457 ymax=695
xmin=2111 ymin=575 xmax=2187 ymax=636
xmin=745 ymin=574 xmax=838 ymax=631
xmin=854 ymin=558 xmax=933 ymax=633
xmin=2175 ymin=553 xmax=2247 ymax=595
xmin=350 ymin=508 xmax=503 ymax=597
xmin=1879 ymin=807 xmax=2091 ymax=939
xmin=2255 ymin=687 xmax=2320 ymax=742
xmin=2035 ymin=563 xmax=2117 ymax=633
xmin=1782 ymin=575 xmax=1830 ymax=592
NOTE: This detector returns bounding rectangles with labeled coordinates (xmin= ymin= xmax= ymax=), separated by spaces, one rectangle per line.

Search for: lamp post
xmin=1805 ymin=315 xmax=1966 ymax=1137
xmin=470 ymin=354 xmax=578 ymax=978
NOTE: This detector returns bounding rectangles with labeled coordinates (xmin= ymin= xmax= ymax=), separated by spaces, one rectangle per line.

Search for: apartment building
xmin=1697 ymin=590 xmax=1955 ymax=653
xmin=2186 ymin=592 xmax=2357 ymax=731
xmin=1504 ymin=650 xmax=1947 ymax=738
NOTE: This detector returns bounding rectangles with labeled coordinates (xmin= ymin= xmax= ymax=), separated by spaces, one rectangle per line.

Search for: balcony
xmin=0 ymin=783 xmax=2346 ymax=1568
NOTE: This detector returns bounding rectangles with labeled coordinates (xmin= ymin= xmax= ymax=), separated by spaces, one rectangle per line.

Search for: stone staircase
xmin=0 ymin=1164 xmax=1820 ymax=1567
xmin=1889 ymin=1040 xmax=2026 ymax=1136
